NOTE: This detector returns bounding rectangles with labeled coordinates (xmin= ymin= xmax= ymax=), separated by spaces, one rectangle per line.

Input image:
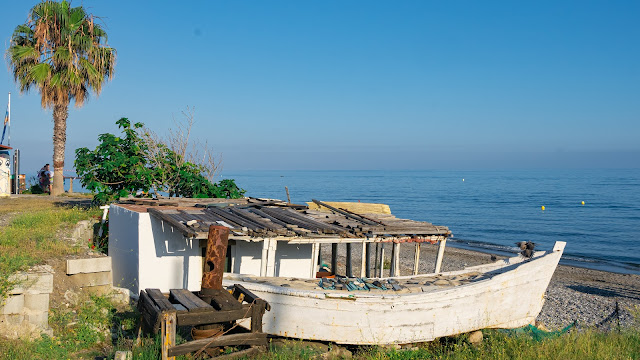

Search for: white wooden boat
xmin=223 ymin=241 xmax=566 ymax=345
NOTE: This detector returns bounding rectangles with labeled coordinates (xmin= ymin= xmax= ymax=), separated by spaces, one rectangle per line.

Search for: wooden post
xmin=379 ymin=244 xmax=385 ymax=278
xmin=251 ymin=300 xmax=267 ymax=333
xmin=161 ymin=311 xmax=177 ymax=360
xmin=390 ymin=242 xmax=396 ymax=276
xmin=311 ymin=243 xmax=320 ymax=278
xmin=68 ymin=178 xmax=74 ymax=193
xmin=413 ymin=243 xmax=421 ymax=275
xmin=266 ymin=239 xmax=278 ymax=277
xmin=331 ymin=243 xmax=338 ymax=275
xmin=345 ymin=243 xmax=352 ymax=277
xmin=393 ymin=242 xmax=401 ymax=277
xmin=360 ymin=243 xmax=367 ymax=277
xmin=434 ymin=239 xmax=447 ymax=273
xmin=373 ymin=243 xmax=379 ymax=276
xmin=365 ymin=242 xmax=371 ymax=278
xmin=260 ymin=239 xmax=269 ymax=277
xmin=285 ymin=186 xmax=291 ymax=203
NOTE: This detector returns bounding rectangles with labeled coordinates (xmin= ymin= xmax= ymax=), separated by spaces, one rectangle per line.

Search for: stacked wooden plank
xmin=144 ymin=198 xmax=451 ymax=240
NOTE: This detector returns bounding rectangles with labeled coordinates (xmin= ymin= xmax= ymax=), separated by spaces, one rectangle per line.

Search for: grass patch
xmin=0 ymin=197 xmax=101 ymax=300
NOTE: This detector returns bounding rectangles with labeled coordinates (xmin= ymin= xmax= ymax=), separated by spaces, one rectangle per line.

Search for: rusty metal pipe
xmin=201 ymin=225 xmax=229 ymax=291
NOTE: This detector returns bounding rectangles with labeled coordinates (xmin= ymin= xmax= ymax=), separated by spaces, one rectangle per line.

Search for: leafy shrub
xmin=75 ymin=117 xmax=245 ymax=204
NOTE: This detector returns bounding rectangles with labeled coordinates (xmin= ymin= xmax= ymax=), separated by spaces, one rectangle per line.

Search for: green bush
xmin=75 ymin=117 xmax=245 ymax=205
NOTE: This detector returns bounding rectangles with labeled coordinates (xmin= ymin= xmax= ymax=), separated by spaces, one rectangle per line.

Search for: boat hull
xmin=223 ymin=241 xmax=565 ymax=345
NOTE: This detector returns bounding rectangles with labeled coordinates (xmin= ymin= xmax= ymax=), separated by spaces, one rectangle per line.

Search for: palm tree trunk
xmin=52 ymin=104 xmax=68 ymax=196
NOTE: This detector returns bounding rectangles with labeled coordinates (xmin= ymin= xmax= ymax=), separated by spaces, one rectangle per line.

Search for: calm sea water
xmin=222 ymin=169 xmax=640 ymax=275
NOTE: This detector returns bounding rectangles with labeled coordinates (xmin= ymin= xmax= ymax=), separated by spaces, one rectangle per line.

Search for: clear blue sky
xmin=1 ymin=0 xmax=639 ymax=176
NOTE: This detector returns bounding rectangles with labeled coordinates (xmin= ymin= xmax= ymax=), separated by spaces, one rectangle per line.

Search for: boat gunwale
xmin=223 ymin=242 xmax=565 ymax=301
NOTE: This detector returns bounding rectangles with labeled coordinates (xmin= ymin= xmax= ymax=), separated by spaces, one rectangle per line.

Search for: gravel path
xmin=321 ymin=242 xmax=640 ymax=330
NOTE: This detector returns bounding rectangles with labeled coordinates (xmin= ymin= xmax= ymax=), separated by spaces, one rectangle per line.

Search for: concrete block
xmin=109 ymin=287 xmax=133 ymax=304
xmin=0 ymin=314 xmax=24 ymax=325
xmin=0 ymin=295 xmax=24 ymax=315
xmin=24 ymin=310 xmax=49 ymax=328
xmin=71 ymin=220 xmax=95 ymax=246
xmin=9 ymin=272 xmax=54 ymax=295
xmin=66 ymin=257 xmax=112 ymax=275
xmin=68 ymin=271 xmax=112 ymax=287
xmin=24 ymin=293 xmax=50 ymax=312
xmin=115 ymin=351 xmax=132 ymax=360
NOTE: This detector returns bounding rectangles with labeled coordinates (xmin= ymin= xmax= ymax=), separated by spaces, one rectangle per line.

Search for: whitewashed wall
xmin=110 ymin=205 xmax=203 ymax=294
xmin=110 ymin=205 xmax=317 ymax=295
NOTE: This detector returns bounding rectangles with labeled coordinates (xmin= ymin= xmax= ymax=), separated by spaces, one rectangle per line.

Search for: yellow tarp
xmin=306 ymin=201 xmax=391 ymax=214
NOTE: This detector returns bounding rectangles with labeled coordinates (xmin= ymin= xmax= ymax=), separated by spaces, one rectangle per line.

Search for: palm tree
xmin=7 ymin=1 xmax=116 ymax=196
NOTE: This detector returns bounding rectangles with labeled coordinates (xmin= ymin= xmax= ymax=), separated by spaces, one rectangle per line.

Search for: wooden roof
xmin=121 ymin=198 xmax=451 ymax=241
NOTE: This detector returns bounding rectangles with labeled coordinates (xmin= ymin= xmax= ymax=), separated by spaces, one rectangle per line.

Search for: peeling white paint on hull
xmin=223 ymin=242 xmax=566 ymax=345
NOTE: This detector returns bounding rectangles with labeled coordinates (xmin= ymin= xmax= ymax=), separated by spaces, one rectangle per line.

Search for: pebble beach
xmin=322 ymin=242 xmax=640 ymax=330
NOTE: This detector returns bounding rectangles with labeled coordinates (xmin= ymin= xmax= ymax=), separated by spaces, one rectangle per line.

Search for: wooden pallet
xmin=138 ymin=285 xmax=270 ymax=359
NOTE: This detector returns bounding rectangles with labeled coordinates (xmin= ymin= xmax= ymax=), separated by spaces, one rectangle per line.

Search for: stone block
xmin=115 ymin=351 xmax=132 ymax=360
xmin=66 ymin=257 xmax=112 ymax=275
xmin=0 ymin=295 xmax=24 ymax=315
xmin=71 ymin=220 xmax=96 ymax=246
xmin=0 ymin=314 xmax=24 ymax=326
xmin=24 ymin=310 xmax=49 ymax=328
xmin=109 ymin=286 xmax=133 ymax=304
xmin=68 ymin=271 xmax=112 ymax=287
xmin=9 ymin=272 xmax=54 ymax=295
xmin=24 ymin=293 xmax=50 ymax=312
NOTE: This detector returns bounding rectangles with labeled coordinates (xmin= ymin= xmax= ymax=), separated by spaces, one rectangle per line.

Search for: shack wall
xmin=109 ymin=205 xmax=203 ymax=294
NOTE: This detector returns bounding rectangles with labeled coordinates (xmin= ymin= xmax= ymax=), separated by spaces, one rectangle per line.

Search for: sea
xmin=222 ymin=169 xmax=640 ymax=275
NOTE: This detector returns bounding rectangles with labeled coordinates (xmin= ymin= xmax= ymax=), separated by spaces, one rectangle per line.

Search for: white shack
xmin=109 ymin=198 xmax=451 ymax=295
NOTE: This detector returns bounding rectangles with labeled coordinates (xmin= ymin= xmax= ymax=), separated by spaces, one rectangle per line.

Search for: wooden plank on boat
xmin=168 ymin=333 xmax=267 ymax=357
xmin=169 ymin=289 xmax=213 ymax=312
xmin=146 ymin=288 xmax=175 ymax=312
xmin=176 ymin=304 xmax=253 ymax=326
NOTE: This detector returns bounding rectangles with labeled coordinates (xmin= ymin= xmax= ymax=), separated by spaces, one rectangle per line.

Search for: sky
xmin=1 ymin=0 xmax=639 ymax=177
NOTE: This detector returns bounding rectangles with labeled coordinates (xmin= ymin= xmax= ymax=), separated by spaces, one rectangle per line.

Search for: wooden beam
xmin=169 ymin=289 xmax=212 ymax=312
xmin=161 ymin=311 xmax=177 ymax=360
xmin=379 ymin=244 xmax=385 ymax=278
xmin=266 ymin=239 xmax=278 ymax=277
xmin=176 ymin=305 xmax=253 ymax=327
xmin=345 ymin=243 xmax=352 ymax=277
xmin=145 ymin=289 xmax=174 ymax=312
xmin=167 ymin=333 xmax=267 ymax=357
xmin=331 ymin=243 xmax=338 ymax=275
xmin=260 ymin=240 xmax=268 ymax=276
xmin=413 ymin=243 xmax=421 ymax=275
xmin=360 ymin=243 xmax=366 ymax=277
xmin=434 ymin=239 xmax=447 ymax=273
xmin=389 ymin=242 xmax=396 ymax=276
xmin=393 ymin=242 xmax=401 ymax=277
xmin=311 ymin=243 xmax=320 ymax=278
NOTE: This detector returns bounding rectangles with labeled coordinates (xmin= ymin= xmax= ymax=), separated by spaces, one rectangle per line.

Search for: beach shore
xmin=322 ymin=242 xmax=640 ymax=330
